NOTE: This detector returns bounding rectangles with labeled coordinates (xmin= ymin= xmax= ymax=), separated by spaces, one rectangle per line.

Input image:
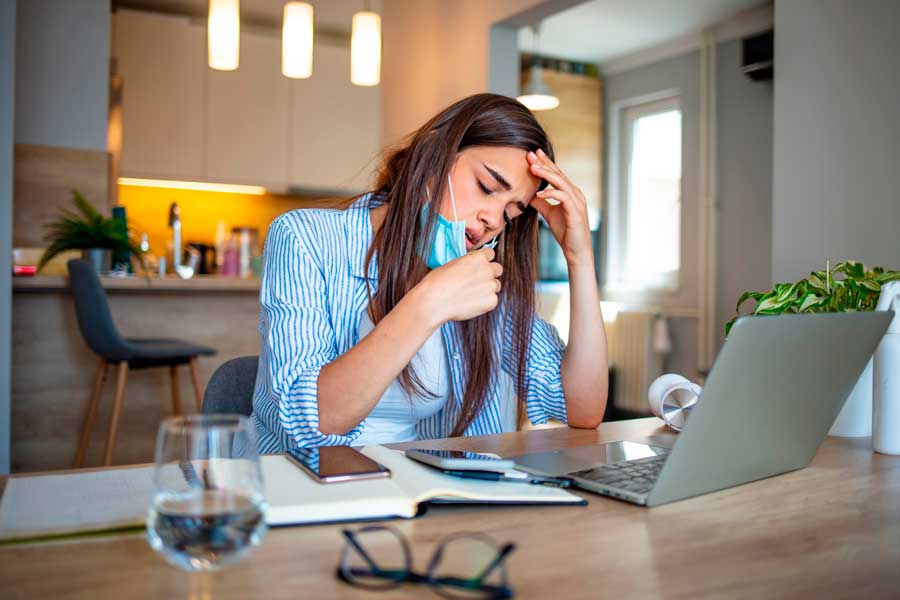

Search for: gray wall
xmin=772 ymin=0 xmax=900 ymax=281
xmin=715 ymin=39 xmax=773 ymax=349
xmin=0 ymin=0 xmax=16 ymax=475
xmin=15 ymin=0 xmax=109 ymax=150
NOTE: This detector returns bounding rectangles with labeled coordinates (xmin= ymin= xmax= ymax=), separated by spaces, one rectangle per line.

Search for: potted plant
xmin=727 ymin=261 xmax=900 ymax=436
xmin=38 ymin=189 xmax=145 ymax=274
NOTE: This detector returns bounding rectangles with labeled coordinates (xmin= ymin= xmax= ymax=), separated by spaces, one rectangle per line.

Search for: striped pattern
xmin=251 ymin=193 xmax=568 ymax=453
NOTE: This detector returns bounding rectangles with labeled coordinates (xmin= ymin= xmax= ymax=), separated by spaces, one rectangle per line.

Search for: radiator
xmin=607 ymin=311 xmax=665 ymax=415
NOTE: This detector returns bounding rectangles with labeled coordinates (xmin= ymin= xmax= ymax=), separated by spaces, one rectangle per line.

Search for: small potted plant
xmin=38 ymin=189 xmax=145 ymax=274
xmin=727 ymin=261 xmax=900 ymax=436
xmin=726 ymin=261 xmax=900 ymax=334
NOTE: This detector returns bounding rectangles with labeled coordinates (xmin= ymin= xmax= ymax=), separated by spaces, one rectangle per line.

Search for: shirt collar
xmin=347 ymin=192 xmax=380 ymax=280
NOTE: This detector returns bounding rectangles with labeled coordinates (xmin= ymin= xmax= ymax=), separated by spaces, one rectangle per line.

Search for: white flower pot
xmin=829 ymin=359 xmax=873 ymax=437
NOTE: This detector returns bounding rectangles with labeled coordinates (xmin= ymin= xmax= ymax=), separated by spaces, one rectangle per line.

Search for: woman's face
xmin=438 ymin=145 xmax=542 ymax=250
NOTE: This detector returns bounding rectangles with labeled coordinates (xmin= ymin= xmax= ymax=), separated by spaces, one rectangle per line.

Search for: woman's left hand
xmin=527 ymin=149 xmax=593 ymax=266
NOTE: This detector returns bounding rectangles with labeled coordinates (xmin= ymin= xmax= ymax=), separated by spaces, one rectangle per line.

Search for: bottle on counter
xmin=873 ymin=281 xmax=900 ymax=455
xmin=214 ymin=220 xmax=227 ymax=274
xmin=168 ymin=202 xmax=182 ymax=271
xmin=231 ymin=227 xmax=260 ymax=278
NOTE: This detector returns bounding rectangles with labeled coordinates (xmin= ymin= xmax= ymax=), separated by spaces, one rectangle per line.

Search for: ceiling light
xmin=282 ymin=2 xmax=313 ymax=79
xmin=208 ymin=0 xmax=240 ymax=71
xmin=350 ymin=10 xmax=381 ymax=86
xmin=518 ymin=65 xmax=560 ymax=111
xmin=517 ymin=23 xmax=559 ymax=111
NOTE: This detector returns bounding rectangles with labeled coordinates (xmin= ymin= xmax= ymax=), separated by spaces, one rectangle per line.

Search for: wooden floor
xmin=1 ymin=418 xmax=898 ymax=599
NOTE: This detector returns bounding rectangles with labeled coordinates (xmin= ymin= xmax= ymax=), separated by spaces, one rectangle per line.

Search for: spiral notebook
xmin=0 ymin=446 xmax=583 ymax=543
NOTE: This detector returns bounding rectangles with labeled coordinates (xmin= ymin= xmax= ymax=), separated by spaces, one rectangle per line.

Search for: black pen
xmin=443 ymin=469 xmax=572 ymax=488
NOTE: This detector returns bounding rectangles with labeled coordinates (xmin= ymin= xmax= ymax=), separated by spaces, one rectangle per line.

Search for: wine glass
xmin=146 ymin=414 xmax=267 ymax=571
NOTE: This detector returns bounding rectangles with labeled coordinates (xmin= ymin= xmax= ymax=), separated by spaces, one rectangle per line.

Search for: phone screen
xmin=286 ymin=446 xmax=390 ymax=483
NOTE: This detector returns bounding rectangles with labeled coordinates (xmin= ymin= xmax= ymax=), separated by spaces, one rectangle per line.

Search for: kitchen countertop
xmin=12 ymin=274 xmax=261 ymax=294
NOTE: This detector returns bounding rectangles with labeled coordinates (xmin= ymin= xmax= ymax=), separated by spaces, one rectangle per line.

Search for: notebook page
xmin=261 ymin=454 xmax=415 ymax=525
xmin=0 ymin=466 xmax=154 ymax=542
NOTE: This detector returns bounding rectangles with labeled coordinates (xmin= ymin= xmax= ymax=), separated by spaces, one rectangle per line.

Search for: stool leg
xmin=102 ymin=361 xmax=129 ymax=466
xmin=73 ymin=362 xmax=107 ymax=468
xmin=170 ymin=366 xmax=182 ymax=415
xmin=188 ymin=357 xmax=204 ymax=413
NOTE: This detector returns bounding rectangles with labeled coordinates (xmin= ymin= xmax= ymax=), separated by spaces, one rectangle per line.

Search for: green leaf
xmin=806 ymin=273 xmax=827 ymax=293
xmin=735 ymin=290 xmax=765 ymax=313
xmin=755 ymin=296 xmax=794 ymax=314
xmin=860 ymin=279 xmax=881 ymax=292
xmin=835 ymin=261 xmax=865 ymax=279
xmin=798 ymin=293 xmax=826 ymax=312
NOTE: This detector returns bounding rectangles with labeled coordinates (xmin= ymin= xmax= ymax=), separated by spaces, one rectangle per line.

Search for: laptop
xmin=513 ymin=311 xmax=893 ymax=507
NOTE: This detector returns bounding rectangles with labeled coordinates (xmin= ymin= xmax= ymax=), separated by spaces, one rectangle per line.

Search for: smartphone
xmin=405 ymin=449 xmax=516 ymax=471
xmin=285 ymin=446 xmax=390 ymax=483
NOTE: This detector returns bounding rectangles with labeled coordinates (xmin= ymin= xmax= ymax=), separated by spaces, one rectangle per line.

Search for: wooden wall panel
xmin=13 ymin=144 xmax=110 ymax=247
xmin=525 ymin=70 xmax=603 ymax=214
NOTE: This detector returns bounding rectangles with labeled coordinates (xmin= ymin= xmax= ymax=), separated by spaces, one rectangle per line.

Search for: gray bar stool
xmin=67 ymin=259 xmax=217 ymax=467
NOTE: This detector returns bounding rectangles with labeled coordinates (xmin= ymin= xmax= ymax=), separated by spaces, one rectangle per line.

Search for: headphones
xmin=648 ymin=374 xmax=703 ymax=432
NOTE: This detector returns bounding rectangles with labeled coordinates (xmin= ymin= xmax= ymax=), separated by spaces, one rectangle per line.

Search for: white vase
xmin=829 ymin=359 xmax=873 ymax=437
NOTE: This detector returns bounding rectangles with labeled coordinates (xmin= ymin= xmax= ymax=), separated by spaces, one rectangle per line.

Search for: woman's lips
xmin=465 ymin=228 xmax=481 ymax=250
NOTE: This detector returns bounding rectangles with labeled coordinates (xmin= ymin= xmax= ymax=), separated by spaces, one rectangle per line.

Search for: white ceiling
xmin=517 ymin=0 xmax=770 ymax=64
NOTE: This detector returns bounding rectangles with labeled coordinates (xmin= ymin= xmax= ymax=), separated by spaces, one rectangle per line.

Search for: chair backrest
xmin=202 ymin=355 xmax=259 ymax=416
xmin=67 ymin=259 xmax=130 ymax=361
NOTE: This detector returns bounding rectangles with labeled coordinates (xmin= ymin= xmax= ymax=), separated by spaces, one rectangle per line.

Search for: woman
xmin=252 ymin=93 xmax=608 ymax=452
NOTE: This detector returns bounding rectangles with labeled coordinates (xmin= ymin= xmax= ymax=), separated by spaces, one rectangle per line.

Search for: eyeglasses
xmin=336 ymin=525 xmax=517 ymax=599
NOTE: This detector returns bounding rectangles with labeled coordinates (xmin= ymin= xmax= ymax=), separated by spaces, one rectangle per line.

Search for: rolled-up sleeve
xmin=255 ymin=215 xmax=364 ymax=448
xmin=502 ymin=310 xmax=568 ymax=425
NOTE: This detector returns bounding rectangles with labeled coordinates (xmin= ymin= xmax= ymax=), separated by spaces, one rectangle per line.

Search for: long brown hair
xmin=364 ymin=93 xmax=554 ymax=436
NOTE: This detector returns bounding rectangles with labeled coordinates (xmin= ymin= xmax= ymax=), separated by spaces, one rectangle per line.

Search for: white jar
xmin=873 ymin=282 xmax=900 ymax=455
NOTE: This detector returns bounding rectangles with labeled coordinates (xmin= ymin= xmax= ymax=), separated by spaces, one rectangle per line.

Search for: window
xmin=609 ymin=95 xmax=682 ymax=292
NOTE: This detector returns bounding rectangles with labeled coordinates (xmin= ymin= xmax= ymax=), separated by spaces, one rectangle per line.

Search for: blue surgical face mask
xmin=419 ymin=175 xmax=499 ymax=269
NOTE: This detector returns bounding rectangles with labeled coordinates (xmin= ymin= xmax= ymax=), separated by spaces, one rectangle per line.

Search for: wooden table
xmin=1 ymin=417 xmax=899 ymax=599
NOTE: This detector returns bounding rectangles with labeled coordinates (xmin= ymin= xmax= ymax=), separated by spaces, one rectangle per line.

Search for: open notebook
xmin=0 ymin=446 xmax=583 ymax=543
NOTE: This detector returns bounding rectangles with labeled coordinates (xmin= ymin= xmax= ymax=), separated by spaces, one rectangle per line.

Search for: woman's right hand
xmin=416 ymin=248 xmax=503 ymax=324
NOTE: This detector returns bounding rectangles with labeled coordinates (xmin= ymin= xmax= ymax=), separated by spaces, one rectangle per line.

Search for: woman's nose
xmin=478 ymin=205 xmax=504 ymax=233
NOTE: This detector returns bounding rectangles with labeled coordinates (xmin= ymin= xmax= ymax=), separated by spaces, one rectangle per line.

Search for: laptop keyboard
xmin=569 ymin=455 xmax=667 ymax=496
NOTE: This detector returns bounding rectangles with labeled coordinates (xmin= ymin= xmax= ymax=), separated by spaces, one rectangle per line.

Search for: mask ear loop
xmin=446 ymin=174 xmax=460 ymax=221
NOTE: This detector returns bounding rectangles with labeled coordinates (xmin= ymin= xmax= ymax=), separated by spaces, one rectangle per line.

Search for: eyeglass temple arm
xmin=341 ymin=530 xmax=383 ymax=572
xmin=473 ymin=542 xmax=516 ymax=582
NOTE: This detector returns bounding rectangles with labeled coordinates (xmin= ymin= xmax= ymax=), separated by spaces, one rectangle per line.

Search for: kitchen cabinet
xmin=115 ymin=10 xmax=206 ymax=181
xmin=206 ymin=29 xmax=290 ymax=187
xmin=114 ymin=9 xmax=380 ymax=193
xmin=289 ymin=43 xmax=380 ymax=192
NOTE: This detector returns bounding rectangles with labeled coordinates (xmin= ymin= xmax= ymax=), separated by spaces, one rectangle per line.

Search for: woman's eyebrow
xmin=481 ymin=163 xmax=512 ymax=191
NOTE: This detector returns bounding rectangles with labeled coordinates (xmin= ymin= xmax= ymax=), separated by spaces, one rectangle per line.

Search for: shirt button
xmin=452 ymin=352 xmax=461 ymax=361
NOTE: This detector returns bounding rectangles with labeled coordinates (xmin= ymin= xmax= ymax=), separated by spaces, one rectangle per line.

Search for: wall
xmin=14 ymin=0 xmax=109 ymax=151
xmin=0 ymin=0 xmax=16 ymax=475
xmin=380 ymin=0 xmax=546 ymax=145
xmin=715 ymin=38 xmax=772 ymax=349
xmin=772 ymin=0 xmax=900 ymax=281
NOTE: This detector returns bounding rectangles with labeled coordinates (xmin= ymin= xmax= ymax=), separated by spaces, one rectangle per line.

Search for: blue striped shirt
xmin=251 ymin=193 xmax=568 ymax=453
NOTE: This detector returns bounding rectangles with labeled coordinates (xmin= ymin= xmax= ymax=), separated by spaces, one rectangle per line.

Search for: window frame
xmin=606 ymin=90 xmax=684 ymax=296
